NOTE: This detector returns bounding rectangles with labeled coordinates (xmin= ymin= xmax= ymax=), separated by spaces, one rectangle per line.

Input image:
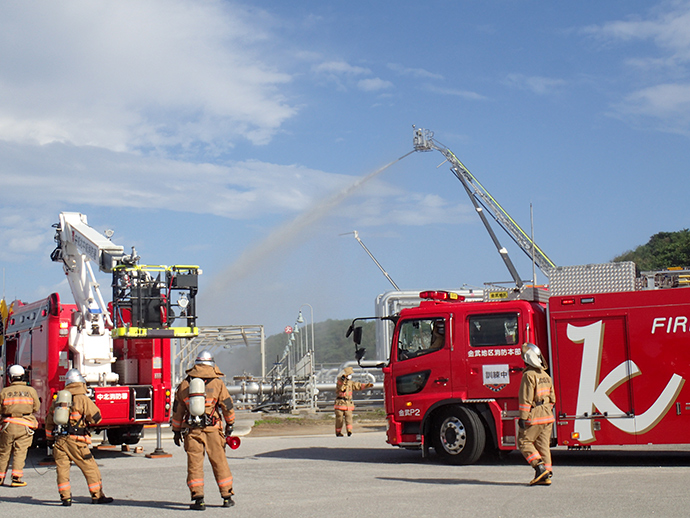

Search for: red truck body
xmin=1 ymin=293 xmax=172 ymax=445
xmin=381 ymin=286 xmax=690 ymax=463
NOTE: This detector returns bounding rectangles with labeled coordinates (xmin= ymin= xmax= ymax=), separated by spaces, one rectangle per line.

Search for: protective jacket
xmin=45 ymin=382 xmax=108 ymax=501
xmin=334 ymin=378 xmax=373 ymax=411
xmin=45 ymin=382 xmax=103 ymax=444
xmin=0 ymin=381 xmax=40 ymax=429
xmin=518 ymin=366 xmax=555 ymax=426
xmin=171 ymin=364 xmax=235 ymax=432
xmin=172 ymin=363 xmax=235 ymax=500
xmin=0 ymin=380 xmax=40 ymax=484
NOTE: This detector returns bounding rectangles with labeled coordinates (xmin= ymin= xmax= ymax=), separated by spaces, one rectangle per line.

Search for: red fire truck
xmin=349 ymin=264 xmax=690 ymax=464
xmin=1 ymin=212 xmax=200 ymax=446
xmin=345 ymin=128 xmax=690 ymax=463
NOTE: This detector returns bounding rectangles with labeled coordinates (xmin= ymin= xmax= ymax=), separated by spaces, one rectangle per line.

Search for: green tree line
xmin=217 ymin=319 xmax=375 ymax=378
xmin=612 ymin=229 xmax=690 ymax=271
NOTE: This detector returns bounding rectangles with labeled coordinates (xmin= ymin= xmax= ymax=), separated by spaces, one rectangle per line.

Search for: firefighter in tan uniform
xmin=45 ymin=369 xmax=113 ymax=506
xmin=517 ymin=343 xmax=555 ymax=486
xmin=334 ymin=366 xmax=374 ymax=437
xmin=0 ymin=365 xmax=40 ymax=487
xmin=172 ymin=350 xmax=236 ymax=511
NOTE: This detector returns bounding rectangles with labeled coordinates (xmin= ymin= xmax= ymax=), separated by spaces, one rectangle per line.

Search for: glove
xmin=518 ymin=419 xmax=527 ymax=430
xmin=225 ymin=424 xmax=233 ymax=436
xmin=366 ymin=383 xmax=374 ymax=389
xmin=173 ymin=430 xmax=182 ymax=447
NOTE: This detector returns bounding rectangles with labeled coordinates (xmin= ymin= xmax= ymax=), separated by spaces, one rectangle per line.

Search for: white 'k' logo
xmin=567 ymin=321 xmax=684 ymax=443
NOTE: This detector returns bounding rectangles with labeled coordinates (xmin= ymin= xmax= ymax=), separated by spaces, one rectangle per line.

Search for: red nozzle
xmin=226 ymin=436 xmax=241 ymax=449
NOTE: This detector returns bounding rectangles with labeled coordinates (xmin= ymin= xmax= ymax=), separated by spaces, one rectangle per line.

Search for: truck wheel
xmin=106 ymin=425 xmax=143 ymax=445
xmin=432 ymin=406 xmax=486 ymax=465
xmin=106 ymin=428 xmax=124 ymax=446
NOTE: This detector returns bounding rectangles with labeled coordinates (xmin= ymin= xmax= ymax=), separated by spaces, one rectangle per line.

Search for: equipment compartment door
xmin=551 ymin=315 xmax=635 ymax=445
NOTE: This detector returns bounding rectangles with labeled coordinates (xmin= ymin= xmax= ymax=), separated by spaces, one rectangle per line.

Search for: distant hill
xmin=613 ymin=229 xmax=690 ymax=271
xmin=216 ymin=318 xmax=376 ymax=379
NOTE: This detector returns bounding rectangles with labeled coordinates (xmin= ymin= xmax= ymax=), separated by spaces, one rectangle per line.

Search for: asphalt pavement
xmin=3 ymin=412 xmax=690 ymax=517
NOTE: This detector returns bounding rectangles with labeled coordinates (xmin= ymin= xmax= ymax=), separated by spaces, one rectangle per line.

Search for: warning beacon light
xmin=419 ymin=291 xmax=465 ymax=302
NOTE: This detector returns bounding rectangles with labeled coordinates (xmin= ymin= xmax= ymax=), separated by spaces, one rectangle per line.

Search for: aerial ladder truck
xmin=346 ymin=128 xmax=690 ymax=465
xmin=2 ymin=212 xmax=200 ymax=446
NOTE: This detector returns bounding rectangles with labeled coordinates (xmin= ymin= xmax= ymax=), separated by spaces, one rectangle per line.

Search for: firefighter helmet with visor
xmin=195 ymin=350 xmax=215 ymax=366
xmin=522 ymin=343 xmax=544 ymax=369
xmin=64 ymin=368 xmax=87 ymax=386
xmin=8 ymin=364 xmax=25 ymax=380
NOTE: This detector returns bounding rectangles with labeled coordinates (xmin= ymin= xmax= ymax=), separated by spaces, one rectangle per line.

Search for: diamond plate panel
xmin=544 ymin=262 xmax=636 ymax=296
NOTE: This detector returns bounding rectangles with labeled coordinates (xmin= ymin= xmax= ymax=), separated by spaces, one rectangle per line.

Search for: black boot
xmin=222 ymin=496 xmax=235 ymax=507
xmin=190 ymin=497 xmax=206 ymax=511
xmin=61 ymin=496 xmax=72 ymax=507
xmin=92 ymin=494 xmax=114 ymax=504
xmin=530 ymin=463 xmax=550 ymax=486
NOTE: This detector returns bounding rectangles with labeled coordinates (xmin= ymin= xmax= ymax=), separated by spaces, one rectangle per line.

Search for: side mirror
xmin=346 ymin=323 xmax=354 ymax=338
xmin=355 ymin=346 xmax=366 ymax=364
xmin=352 ymin=326 xmax=362 ymax=346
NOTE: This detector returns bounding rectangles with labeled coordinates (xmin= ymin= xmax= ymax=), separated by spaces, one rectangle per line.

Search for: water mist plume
xmin=205 ymin=151 xmax=414 ymax=300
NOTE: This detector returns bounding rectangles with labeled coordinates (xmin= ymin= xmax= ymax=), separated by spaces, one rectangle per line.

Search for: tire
xmin=106 ymin=428 xmax=124 ymax=445
xmin=432 ymin=405 xmax=486 ymax=465
xmin=107 ymin=425 xmax=143 ymax=445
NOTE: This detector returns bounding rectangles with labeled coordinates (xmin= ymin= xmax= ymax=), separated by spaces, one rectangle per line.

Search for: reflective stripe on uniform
xmin=525 ymin=452 xmax=542 ymax=463
xmin=529 ymin=415 xmax=555 ymax=425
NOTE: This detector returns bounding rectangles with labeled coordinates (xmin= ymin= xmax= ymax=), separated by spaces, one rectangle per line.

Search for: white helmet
xmin=8 ymin=364 xmax=25 ymax=379
xmin=522 ymin=343 xmax=544 ymax=369
xmin=195 ymin=350 xmax=215 ymax=366
xmin=64 ymin=368 xmax=86 ymax=386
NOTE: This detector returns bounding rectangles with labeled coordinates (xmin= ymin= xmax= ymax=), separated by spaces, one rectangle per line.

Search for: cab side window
xmin=397 ymin=318 xmax=446 ymax=360
xmin=469 ymin=313 xmax=518 ymax=347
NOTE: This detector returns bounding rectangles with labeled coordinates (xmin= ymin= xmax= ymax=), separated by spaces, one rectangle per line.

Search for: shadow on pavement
xmin=378 ymin=476 xmax=526 ymax=487
xmin=256 ymin=444 xmax=690 ymax=467
xmin=0 ymin=494 xmax=190 ymax=510
xmin=256 ymin=446 xmax=422 ymax=464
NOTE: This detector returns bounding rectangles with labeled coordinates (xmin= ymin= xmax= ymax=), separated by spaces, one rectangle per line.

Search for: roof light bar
xmin=419 ymin=290 xmax=465 ymax=302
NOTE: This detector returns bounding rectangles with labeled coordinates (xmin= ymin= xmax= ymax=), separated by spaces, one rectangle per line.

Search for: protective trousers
xmin=518 ymin=422 xmax=553 ymax=471
xmin=184 ymin=428 xmax=233 ymax=499
xmin=0 ymin=423 xmax=33 ymax=481
xmin=334 ymin=409 xmax=353 ymax=435
xmin=53 ymin=437 xmax=105 ymax=500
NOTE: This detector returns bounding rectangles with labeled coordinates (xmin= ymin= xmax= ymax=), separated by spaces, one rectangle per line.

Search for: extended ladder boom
xmin=413 ymin=127 xmax=556 ymax=279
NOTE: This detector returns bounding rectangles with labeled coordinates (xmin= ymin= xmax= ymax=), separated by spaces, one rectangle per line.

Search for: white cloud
xmin=0 ymin=212 xmax=53 ymax=263
xmin=583 ymin=2 xmax=690 ymax=65
xmin=583 ymin=1 xmax=690 ymax=132
xmin=612 ymin=83 xmax=690 ymax=135
xmin=348 ymin=194 xmax=474 ymax=227
xmin=505 ymin=74 xmax=567 ymax=95
xmin=424 ymin=84 xmax=487 ymax=101
xmin=387 ymin=63 xmax=444 ymax=80
xmin=313 ymin=61 xmax=371 ymax=76
xmin=0 ymin=0 xmax=297 ymax=152
xmin=357 ymin=78 xmax=394 ymax=92
xmin=623 ymin=83 xmax=690 ymax=114
xmin=0 ymin=142 xmax=355 ymax=220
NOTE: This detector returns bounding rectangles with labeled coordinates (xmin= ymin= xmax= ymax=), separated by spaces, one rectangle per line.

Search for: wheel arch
xmin=421 ymin=399 xmax=500 ymax=456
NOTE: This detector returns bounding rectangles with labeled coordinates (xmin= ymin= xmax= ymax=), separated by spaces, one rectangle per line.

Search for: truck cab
xmin=380 ymin=290 xmax=547 ymax=464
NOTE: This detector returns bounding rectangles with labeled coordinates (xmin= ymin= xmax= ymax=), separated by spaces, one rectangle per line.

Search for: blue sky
xmin=2 ymin=0 xmax=690 ymax=337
